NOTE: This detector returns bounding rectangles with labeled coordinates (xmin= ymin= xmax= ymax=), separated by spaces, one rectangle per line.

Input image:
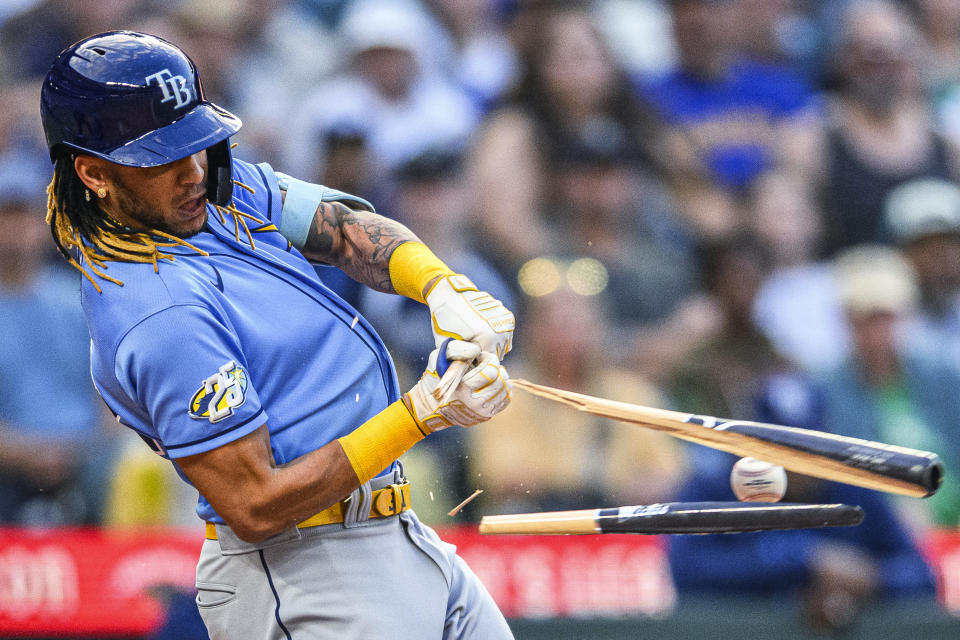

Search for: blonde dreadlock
xmin=210 ymin=180 xmax=262 ymax=251
xmin=46 ymin=158 xmax=264 ymax=293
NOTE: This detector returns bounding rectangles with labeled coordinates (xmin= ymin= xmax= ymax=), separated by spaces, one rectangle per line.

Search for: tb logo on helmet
xmin=189 ymin=361 xmax=248 ymax=423
xmin=145 ymin=68 xmax=193 ymax=110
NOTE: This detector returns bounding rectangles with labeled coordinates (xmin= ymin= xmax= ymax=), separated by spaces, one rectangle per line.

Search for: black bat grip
xmin=595 ymin=502 xmax=865 ymax=534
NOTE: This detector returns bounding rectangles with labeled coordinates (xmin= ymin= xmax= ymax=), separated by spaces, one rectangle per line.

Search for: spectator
xmin=469 ymin=1 xmax=666 ymax=273
xmin=668 ymin=234 xmax=786 ymax=418
xmin=817 ymin=0 xmax=960 ymax=254
xmin=543 ymin=126 xmax=714 ymax=380
xmin=423 ymin=0 xmax=519 ymax=112
xmin=0 ymin=0 xmax=147 ymax=82
xmin=316 ymin=127 xmax=378 ymax=201
xmin=286 ymin=0 xmax=480 ymax=187
xmin=819 ymin=244 xmax=960 ymax=527
xmin=884 ymin=177 xmax=960 ymax=363
xmin=593 ymin=0 xmax=676 ymax=78
xmin=636 ymin=0 xmax=819 ymax=236
xmin=0 ymin=85 xmax=50 ymax=198
xmin=549 ymin=127 xmax=698 ymax=332
xmin=170 ymin=0 xmax=338 ymax=168
xmin=669 ymin=372 xmax=937 ymax=633
xmin=750 ymin=170 xmax=852 ymax=372
xmin=730 ymin=0 xmax=822 ymax=75
xmin=0 ymin=168 xmax=111 ymax=525
xmin=913 ymin=0 xmax=960 ymax=140
xmin=166 ymin=0 xmax=248 ymax=108
xmin=468 ymin=288 xmax=688 ymax=515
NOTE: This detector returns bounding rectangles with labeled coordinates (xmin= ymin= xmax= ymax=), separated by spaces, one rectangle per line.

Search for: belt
xmin=204 ymin=481 xmax=412 ymax=540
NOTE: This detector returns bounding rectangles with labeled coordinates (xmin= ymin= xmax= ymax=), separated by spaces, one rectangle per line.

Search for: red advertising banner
xmin=0 ymin=526 xmax=958 ymax=636
xmin=440 ymin=529 xmax=675 ymax=619
xmin=0 ymin=528 xmax=201 ymax=636
xmin=923 ymin=529 xmax=960 ymax=614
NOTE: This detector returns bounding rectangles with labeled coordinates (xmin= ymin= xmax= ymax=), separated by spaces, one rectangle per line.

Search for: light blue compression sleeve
xmin=274 ymin=172 xmax=376 ymax=249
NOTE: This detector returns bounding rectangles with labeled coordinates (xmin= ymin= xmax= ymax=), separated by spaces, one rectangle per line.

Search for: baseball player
xmin=39 ymin=31 xmax=515 ymax=639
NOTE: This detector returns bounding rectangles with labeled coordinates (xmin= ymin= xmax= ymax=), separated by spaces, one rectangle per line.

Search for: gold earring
xmin=97 ymin=187 xmax=107 ymax=199
xmin=85 ymin=189 xmax=91 ymax=202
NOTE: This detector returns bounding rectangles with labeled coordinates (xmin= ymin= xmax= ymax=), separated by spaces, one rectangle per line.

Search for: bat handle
xmin=433 ymin=338 xmax=470 ymax=403
xmin=436 ymin=337 xmax=454 ymax=377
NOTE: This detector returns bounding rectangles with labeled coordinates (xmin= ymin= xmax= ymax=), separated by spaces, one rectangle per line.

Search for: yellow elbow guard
xmin=337 ymin=400 xmax=427 ymax=485
xmin=388 ymin=242 xmax=455 ymax=304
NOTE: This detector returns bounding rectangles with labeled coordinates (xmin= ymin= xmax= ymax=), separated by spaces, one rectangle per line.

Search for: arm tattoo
xmin=302 ymin=201 xmax=419 ymax=293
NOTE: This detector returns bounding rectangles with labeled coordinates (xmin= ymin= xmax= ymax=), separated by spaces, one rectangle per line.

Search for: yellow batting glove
xmin=425 ymin=274 xmax=515 ymax=361
xmin=402 ymin=340 xmax=512 ymax=433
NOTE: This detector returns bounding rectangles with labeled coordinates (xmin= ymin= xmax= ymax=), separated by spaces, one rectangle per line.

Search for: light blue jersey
xmin=83 ymin=159 xmax=400 ymax=522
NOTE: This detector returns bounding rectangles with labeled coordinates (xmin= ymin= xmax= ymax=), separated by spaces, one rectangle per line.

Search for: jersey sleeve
xmin=228 ymin=159 xmax=285 ymax=226
xmin=114 ymin=303 xmax=267 ymax=458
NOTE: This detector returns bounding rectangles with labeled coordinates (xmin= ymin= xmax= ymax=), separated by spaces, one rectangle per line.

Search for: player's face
xmin=104 ymin=151 xmax=209 ymax=238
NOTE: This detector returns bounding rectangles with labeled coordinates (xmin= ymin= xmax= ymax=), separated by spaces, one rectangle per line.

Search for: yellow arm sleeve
xmin=337 ymin=400 xmax=427 ymax=485
xmin=388 ymin=241 xmax=455 ymax=304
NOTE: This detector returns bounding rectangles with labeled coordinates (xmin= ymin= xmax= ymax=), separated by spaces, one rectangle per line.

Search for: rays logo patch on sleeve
xmin=189 ymin=361 xmax=248 ymax=423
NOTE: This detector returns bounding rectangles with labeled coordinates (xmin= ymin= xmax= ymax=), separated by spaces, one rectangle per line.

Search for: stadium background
xmin=2 ymin=0 xmax=960 ymax=637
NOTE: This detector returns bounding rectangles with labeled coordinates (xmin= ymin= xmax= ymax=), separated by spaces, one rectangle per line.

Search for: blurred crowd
xmin=3 ymin=0 xmax=960 ymax=630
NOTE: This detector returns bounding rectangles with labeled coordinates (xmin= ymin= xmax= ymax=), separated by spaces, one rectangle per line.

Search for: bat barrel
xmin=926 ymin=461 xmax=945 ymax=496
xmin=711 ymin=421 xmax=945 ymax=497
xmin=512 ymin=379 xmax=945 ymax=498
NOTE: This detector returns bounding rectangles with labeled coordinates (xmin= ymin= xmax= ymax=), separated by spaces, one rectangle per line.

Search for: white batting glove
xmin=402 ymin=340 xmax=512 ymax=433
xmin=426 ymin=275 xmax=515 ymax=361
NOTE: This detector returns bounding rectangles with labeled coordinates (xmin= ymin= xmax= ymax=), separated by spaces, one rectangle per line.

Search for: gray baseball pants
xmin=195 ymin=472 xmax=513 ymax=639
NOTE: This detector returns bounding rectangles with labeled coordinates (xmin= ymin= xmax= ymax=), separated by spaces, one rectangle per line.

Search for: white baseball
xmin=730 ymin=457 xmax=787 ymax=502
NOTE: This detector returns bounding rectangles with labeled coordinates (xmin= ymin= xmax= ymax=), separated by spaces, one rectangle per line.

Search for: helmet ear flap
xmin=206 ymin=139 xmax=233 ymax=206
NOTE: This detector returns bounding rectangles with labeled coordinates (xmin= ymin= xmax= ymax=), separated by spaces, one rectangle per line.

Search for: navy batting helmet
xmin=40 ymin=31 xmax=241 ymax=206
